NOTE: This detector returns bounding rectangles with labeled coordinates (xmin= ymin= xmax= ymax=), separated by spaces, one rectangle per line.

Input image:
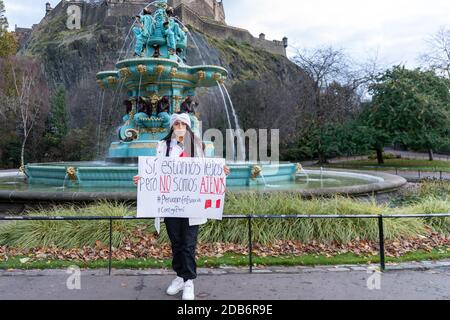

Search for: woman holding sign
xmin=134 ymin=113 xmax=230 ymax=300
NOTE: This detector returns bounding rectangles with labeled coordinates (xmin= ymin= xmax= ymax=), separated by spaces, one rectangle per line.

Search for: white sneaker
xmin=182 ymin=280 xmax=195 ymax=300
xmin=166 ymin=277 xmax=185 ymax=296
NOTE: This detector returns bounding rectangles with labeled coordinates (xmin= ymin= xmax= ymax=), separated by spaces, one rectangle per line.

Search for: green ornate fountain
xmin=96 ymin=0 xmax=227 ymax=160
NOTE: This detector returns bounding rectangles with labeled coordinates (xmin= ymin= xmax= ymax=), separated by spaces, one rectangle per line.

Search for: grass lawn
xmin=2 ymin=249 xmax=449 ymax=270
xmin=321 ymin=159 xmax=450 ymax=171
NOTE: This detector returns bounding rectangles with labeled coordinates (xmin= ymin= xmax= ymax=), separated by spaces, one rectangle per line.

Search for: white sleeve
xmin=156 ymin=141 xmax=166 ymax=157
xmin=155 ymin=218 xmax=161 ymax=234
xmin=196 ymin=144 xmax=205 ymax=158
xmin=155 ymin=141 xmax=165 ymax=231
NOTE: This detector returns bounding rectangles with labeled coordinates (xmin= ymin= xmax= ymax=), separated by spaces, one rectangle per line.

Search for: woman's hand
xmin=224 ymin=166 xmax=231 ymax=176
xmin=133 ymin=175 xmax=140 ymax=186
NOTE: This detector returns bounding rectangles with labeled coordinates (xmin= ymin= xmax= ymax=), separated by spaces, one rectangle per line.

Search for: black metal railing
xmin=1 ymin=213 xmax=450 ymax=275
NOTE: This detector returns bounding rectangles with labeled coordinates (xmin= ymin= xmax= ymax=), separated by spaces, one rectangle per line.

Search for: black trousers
xmin=165 ymin=218 xmax=199 ymax=282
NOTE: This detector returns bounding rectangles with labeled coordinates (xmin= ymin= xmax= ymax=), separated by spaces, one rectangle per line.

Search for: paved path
xmin=383 ymin=169 xmax=450 ymax=181
xmin=303 ymin=149 xmax=450 ymax=181
xmin=1 ymin=261 xmax=450 ymax=300
xmin=302 ymin=149 xmax=450 ymax=166
xmin=383 ymin=149 xmax=450 ymax=162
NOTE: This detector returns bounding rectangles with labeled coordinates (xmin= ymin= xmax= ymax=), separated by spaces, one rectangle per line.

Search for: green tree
xmin=60 ymin=128 xmax=96 ymax=162
xmin=0 ymin=31 xmax=17 ymax=57
xmin=0 ymin=0 xmax=17 ymax=57
xmin=368 ymin=66 xmax=450 ymax=161
xmin=0 ymin=0 xmax=8 ymax=32
xmin=355 ymin=102 xmax=393 ymax=164
xmin=333 ymin=119 xmax=377 ymax=157
xmin=45 ymin=85 xmax=70 ymax=146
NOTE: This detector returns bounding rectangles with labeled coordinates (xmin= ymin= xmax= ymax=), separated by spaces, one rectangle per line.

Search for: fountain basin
xmin=22 ymin=161 xmax=300 ymax=188
xmin=0 ymin=163 xmax=406 ymax=204
xmin=0 ymin=166 xmax=406 ymax=214
xmin=226 ymin=163 xmax=298 ymax=187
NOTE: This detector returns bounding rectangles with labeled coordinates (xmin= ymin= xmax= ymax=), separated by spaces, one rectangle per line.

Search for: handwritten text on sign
xmin=137 ymin=157 xmax=227 ymax=220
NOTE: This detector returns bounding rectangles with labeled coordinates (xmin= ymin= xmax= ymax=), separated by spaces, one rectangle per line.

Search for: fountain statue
xmin=96 ymin=0 xmax=226 ymax=161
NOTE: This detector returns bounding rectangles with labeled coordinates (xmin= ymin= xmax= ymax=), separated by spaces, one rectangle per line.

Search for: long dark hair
xmin=162 ymin=126 xmax=205 ymax=157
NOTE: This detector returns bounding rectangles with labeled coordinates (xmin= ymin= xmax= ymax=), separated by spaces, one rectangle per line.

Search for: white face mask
xmin=174 ymin=129 xmax=187 ymax=137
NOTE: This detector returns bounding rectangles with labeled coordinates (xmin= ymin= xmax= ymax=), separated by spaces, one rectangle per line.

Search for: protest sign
xmin=137 ymin=157 xmax=227 ymax=220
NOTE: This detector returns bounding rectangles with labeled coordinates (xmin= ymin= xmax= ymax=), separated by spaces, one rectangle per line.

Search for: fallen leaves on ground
xmin=0 ymin=228 xmax=449 ymax=263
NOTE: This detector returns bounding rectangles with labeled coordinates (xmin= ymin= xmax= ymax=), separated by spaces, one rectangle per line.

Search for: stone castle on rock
xmin=15 ymin=0 xmax=288 ymax=56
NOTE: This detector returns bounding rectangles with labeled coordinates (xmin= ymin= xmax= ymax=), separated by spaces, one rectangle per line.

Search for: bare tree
xmin=347 ymin=49 xmax=385 ymax=97
xmin=293 ymin=47 xmax=343 ymax=128
xmin=420 ymin=27 xmax=450 ymax=78
xmin=0 ymin=57 xmax=49 ymax=169
xmin=293 ymin=46 xmax=349 ymax=92
xmin=291 ymin=46 xmax=384 ymax=163
xmin=292 ymin=47 xmax=352 ymax=162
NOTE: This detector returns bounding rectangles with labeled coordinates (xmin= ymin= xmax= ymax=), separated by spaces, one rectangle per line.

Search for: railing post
xmin=248 ymin=215 xmax=253 ymax=274
xmin=440 ymin=171 xmax=443 ymax=181
xmin=109 ymin=218 xmax=113 ymax=276
xmin=378 ymin=215 xmax=386 ymax=272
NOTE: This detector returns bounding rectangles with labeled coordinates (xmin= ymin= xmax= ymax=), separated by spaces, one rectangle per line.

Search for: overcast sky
xmin=4 ymin=0 xmax=450 ymax=67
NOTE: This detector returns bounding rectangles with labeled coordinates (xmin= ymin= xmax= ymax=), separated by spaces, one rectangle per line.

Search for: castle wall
xmin=214 ymin=1 xmax=225 ymax=23
xmin=22 ymin=0 xmax=286 ymax=57
xmin=104 ymin=1 xmax=147 ymax=19
xmin=14 ymin=27 xmax=32 ymax=49
xmin=40 ymin=1 xmax=108 ymax=28
xmin=169 ymin=0 xmax=225 ymax=23
xmin=175 ymin=4 xmax=286 ymax=56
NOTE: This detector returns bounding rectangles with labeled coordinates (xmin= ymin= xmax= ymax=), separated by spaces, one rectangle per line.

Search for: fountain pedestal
xmin=107 ymin=140 xmax=216 ymax=159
